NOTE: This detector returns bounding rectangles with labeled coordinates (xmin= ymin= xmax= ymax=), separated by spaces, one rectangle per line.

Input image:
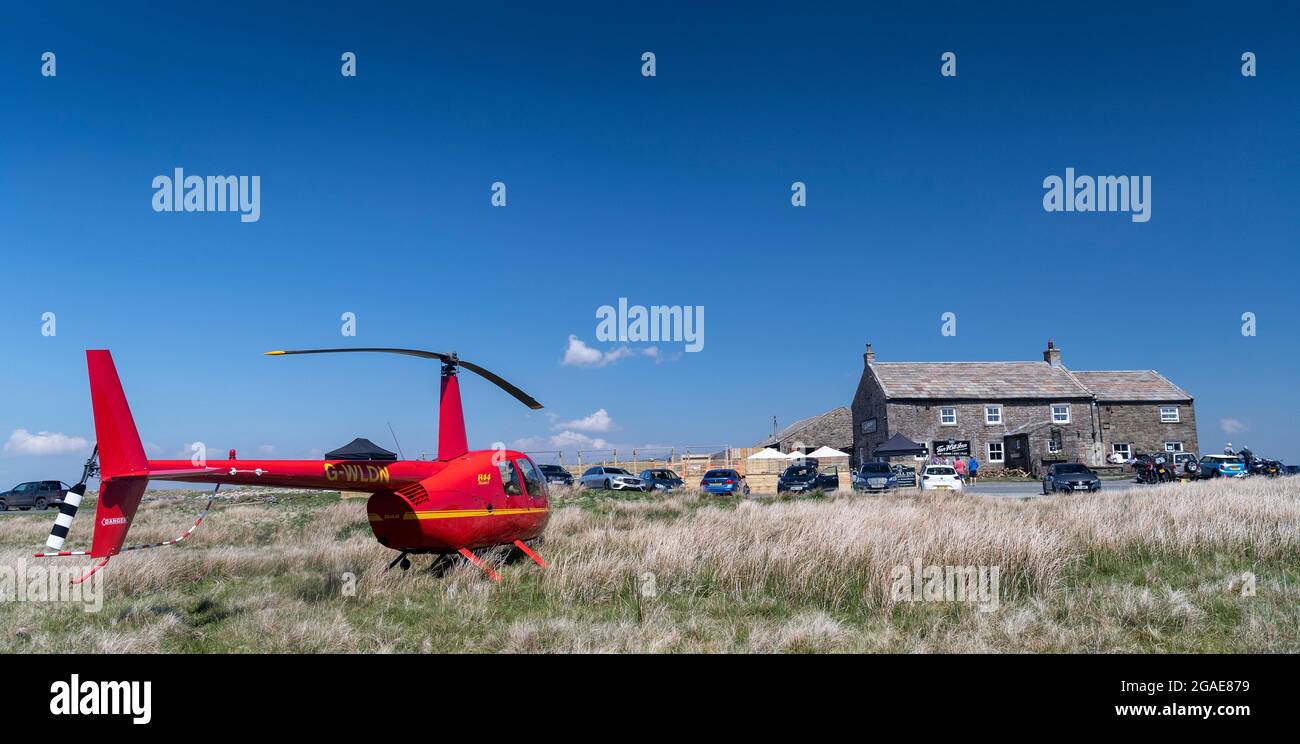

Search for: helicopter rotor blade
xmin=264 ymin=347 xmax=543 ymax=410
xmin=455 ymin=358 xmax=543 ymax=410
xmin=264 ymin=347 xmax=450 ymax=362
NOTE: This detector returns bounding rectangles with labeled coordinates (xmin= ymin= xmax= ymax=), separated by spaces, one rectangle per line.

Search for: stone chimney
xmin=1043 ymin=339 xmax=1062 ymax=367
xmin=864 ymin=342 xmax=875 ymax=366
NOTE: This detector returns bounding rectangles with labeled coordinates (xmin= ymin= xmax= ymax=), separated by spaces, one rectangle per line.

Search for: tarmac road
xmin=965 ymin=478 xmax=1144 ymax=498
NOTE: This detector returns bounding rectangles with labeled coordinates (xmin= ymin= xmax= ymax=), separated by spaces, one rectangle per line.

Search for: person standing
xmin=968 ymin=455 xmax=979 ymax=484
xmin=1240 ymin=445 xmax=1254 ymax=471
xmin=954 ymin=456 xmax=968 ymax=480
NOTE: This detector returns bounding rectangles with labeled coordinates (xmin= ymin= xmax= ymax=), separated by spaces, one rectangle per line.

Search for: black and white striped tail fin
xmin=46 ymin=482 xmax=87 ymax=551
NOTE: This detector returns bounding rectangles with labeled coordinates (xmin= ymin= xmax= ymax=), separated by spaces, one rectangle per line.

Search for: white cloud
xmin=513 ymin=431 xmax=609 ymax=451
xmin=563 ymin=335 xmax=610 ymax=367
xmin=510 ymin=436 xmax=548 ymax=450
xmin=1220 ymin=418 xmax=1247 ymax=435
xmin=3 ymin=429 xmax=90 ymax=456
xmin=554 ymin=408 xmax=615 ymax=433
xmin=562 ymin=335 xmax=661 ymax=368
xmin=257 ymin=444 xmax=277 ymax=456
xmin=550 ymin=431 xmax=609 ymax=449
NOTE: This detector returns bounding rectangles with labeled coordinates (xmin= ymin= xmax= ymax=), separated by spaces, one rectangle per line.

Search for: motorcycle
xmin=1251 ymin=458 xmax=1281 ymax=477
xmin=1133 ymin=454 xmax=1176 ymax=484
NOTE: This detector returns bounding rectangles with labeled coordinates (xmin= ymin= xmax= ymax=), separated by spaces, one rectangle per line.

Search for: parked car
xmin=820 ymin=466 xmax=842 ymax=490
xmin=579 ymin=466 xmax=646 ymax=491
xmin=638 ymin=468 xmax=685 ymax=491
xmin=537 ymin=464 xmax=574 ymax=487
xmin=854 ymin=462 xmax=897 ymax=492
xmin=700 ymin=468 xmax=749 ymax=496
xmin=920 ymin=465 xmax=964 ymax=492
xmin=1167 ymin=451 xmax=1200 ymax=476
xmin=891 ymin=464 xmax=918 ymax=488
xmin=1197 ymin=455 xmax=1248 ymax=479
xmin=1041 ymin=463 xmax=1101 ymax=494
xmin=778 ymin=464 xmax=837 ymax=493
xmin=1282 ymin=465 xmax=1300 ymax=476
xmin=0 ymin=480 xmax=67 ymax=511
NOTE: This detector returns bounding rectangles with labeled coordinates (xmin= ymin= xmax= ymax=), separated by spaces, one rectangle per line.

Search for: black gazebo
xmin=872 ymin=433 xmax=928 ymax=459
xmin=324 ymin=438 xmax=398 ymax=461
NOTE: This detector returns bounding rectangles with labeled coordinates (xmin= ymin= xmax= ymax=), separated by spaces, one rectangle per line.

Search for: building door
xmin=1004 ymin=434 xmax=1030 ymax=471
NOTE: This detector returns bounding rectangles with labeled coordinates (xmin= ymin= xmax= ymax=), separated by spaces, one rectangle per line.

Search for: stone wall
xmin=850 ymin=369 xmax=890 ymax=464
xmin=884 ymin=398 xmax=1095 ymax=470
xmin=1098 ymin=401 xmax=1199 ymax=456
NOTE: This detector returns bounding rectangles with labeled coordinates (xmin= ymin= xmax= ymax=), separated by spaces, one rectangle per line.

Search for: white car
xmin=579 ymin=466 xmax=646 ymax=491
xmin=920 ymin=465 xmax=964 ymax=492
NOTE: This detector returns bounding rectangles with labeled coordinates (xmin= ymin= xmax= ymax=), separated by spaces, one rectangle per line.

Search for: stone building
xmin=1070 ymin=371 xmax=1198 ymax=461
xmin=756 ymin=406 xmax=853 ymax=454
xmin=850 ymin=341 xmax=1198 ymax=471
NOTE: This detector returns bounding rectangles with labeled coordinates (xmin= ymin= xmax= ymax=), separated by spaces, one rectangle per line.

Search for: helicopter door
xmin=497 ymin=459 xmax=525 ymax=508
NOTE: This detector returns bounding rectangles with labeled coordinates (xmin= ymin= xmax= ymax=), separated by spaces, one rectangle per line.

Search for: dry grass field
xmin=2 ymin=478 xmax=1298 ymax=653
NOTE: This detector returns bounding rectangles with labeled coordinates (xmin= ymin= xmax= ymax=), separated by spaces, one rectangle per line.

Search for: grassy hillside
xmin=1 ymin=479 xmax=1297 ymax=652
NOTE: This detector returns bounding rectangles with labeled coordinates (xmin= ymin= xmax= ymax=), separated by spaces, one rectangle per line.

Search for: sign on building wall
xmin=932 ymin=440 xmax=971 ymax=457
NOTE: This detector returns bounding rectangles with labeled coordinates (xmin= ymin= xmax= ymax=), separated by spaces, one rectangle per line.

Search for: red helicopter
xmin=36 ymin=348 xmax=552 ymax=582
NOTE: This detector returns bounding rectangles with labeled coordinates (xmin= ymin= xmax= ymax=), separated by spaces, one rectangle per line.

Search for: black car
xmin=536 ymin=464 xmax=574 ymax=487
xmin=0 ymin=480 xmax=67 ymax=511
xmin=1283 ymin=465 xmax=1300 ymax=476
xmin=854 ymin=462 xmax=897 ymax=491
xmin=638 ymin=468 xmax=685 ymax=491
xmin=1041 ymin=463 xmax=1101 ymax=494
xmin=778 ymin=464 xmax=838 ymax=493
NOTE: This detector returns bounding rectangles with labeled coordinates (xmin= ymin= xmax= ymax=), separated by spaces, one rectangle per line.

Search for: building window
xmin=1164 ymin=442 xmax=1183 ymax=452
xmin=1160 ymin=406 xmax=1180 ymax=423
xmin=1111 ymin=443 xmax=1131 ymax=460
xmin=984 ymin=405 xmax=1002 ymax=425
xmin=1048 ymin=438 xmax=1061 ymax=454
xmin=1050 ymin=404 xmax=1071 ymax=424
xmin=987 ymin=442 xmax=1004 ymax=463
xmin=861 ymin=418 xmax=877 ymax=434
xmin=939 ymin=407 xmax=957 ymax=426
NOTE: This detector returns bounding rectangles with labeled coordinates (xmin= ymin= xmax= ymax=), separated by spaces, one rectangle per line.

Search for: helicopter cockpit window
xmin=515 ymin=458 xmax=548 ymax=498
xmin=497 ymin=459 xmax=522 ymax=496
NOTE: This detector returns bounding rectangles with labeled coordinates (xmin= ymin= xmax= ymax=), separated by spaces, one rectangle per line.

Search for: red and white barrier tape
xmin=34 ymin=485 xmax=219 ymax=558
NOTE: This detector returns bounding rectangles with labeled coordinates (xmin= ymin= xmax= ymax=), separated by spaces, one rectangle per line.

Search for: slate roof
xmin=757 ymin=406 xmax=852 ymax=448
xmin=870 ymin=362 xmax=1092 ymax=400
xmin=1070 ymin=370 xmax=1192 ymax=402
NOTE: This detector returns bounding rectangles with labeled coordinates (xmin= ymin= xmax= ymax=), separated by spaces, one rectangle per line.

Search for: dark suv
xmin=854 ymin=462 xmax=898 ymax=492
xmin=778 ymin=464 xmax=839 ymax=493
xmin=0 ymin=480 xmax=67 ymax=511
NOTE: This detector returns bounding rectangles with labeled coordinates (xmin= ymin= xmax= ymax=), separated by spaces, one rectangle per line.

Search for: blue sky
xmin=1 ymin=2 xmax=1297 ymax=484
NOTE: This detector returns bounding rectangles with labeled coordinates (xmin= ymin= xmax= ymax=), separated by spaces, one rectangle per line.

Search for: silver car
xmin=579 ymin=466 xmax=646 ymax=491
